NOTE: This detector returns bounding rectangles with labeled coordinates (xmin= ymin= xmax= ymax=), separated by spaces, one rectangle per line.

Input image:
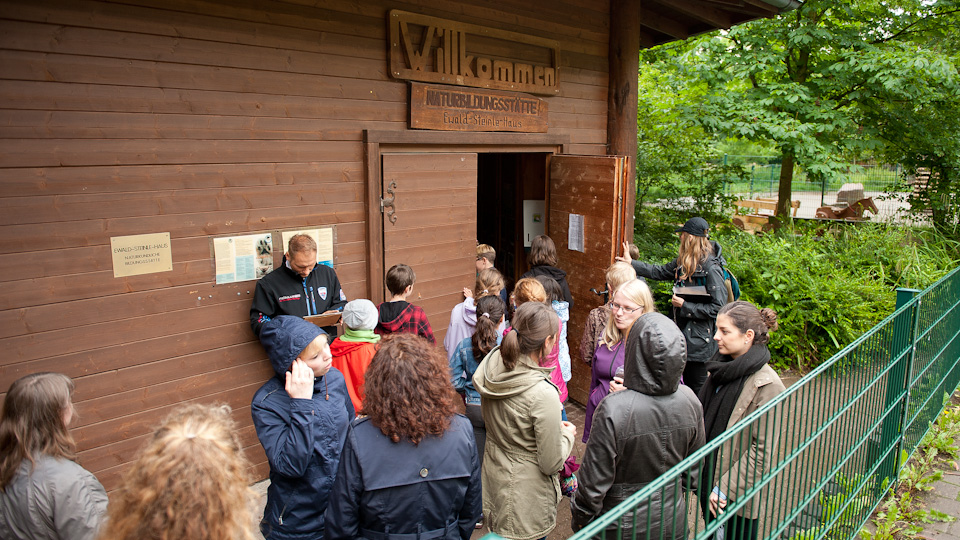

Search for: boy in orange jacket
xmin=329 ymin=299 xmax=380 ymax=412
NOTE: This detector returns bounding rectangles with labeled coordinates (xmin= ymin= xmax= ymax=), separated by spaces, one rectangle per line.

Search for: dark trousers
xmin=698 ymin=452 xmax=759 ymax=540
xmin=684 ymin=361 xmax=709 ymax=395
xmin=465 ymin=403 xmax=486 ymax=464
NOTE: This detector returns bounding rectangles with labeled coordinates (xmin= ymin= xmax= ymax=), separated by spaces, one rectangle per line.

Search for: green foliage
xmin=862 ymin=397 xmax=960 ymax=540
xmin=638 ymin=0 xmax=960 ymax=218
xmin=633 ymin=212 xmax=960 ymax=371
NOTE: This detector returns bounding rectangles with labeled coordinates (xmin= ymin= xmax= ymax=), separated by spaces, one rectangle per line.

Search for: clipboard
xmin=304 ymin=311 xmax=342 ymax=328
xmin=673 ymin=285 xmax=712 ymax=302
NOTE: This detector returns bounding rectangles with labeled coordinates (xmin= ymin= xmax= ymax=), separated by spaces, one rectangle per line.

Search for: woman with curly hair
xmin=325 ymin=333 xmax=481 ymax=540
xmin=0 ymin=373 xmax=107 ymax=540
xmin=99 ymin=403 xmax=257 ymax=540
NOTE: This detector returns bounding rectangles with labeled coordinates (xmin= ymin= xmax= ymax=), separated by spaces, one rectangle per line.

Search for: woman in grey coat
xmin=572 ymin=312 xmax=705 ymax=538
xmin=0 ymin=373 xmax=108 ymax=540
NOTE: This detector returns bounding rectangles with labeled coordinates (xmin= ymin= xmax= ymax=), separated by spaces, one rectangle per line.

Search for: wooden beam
xmin=607 ymin=0 xmax=640 ymax=238
xmin=661 ymin=0 xmax=736 ymax=29
xmin=639 ymin=7 xmax=690 ymax=41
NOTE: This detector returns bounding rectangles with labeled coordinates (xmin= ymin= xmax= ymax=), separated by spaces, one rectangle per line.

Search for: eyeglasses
xmin=610 ymin=302 xmax=643 ymax=314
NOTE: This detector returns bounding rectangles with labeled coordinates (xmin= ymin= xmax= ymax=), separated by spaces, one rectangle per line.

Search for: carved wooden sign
xmin=410 ymin=83 xmax=548 ymax=133
xmin=389 ymin=10 xmax=560 ymax=96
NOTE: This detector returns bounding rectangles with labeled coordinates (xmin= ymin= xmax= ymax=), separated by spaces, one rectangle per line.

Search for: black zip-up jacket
xmin=250 ymin=257 xmax=347 ymax=336
xmin=630 ymin=241 xmax=727 ymax=363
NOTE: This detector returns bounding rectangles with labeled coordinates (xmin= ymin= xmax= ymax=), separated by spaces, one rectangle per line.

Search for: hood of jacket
xmin=623 ymin=312 xmax=687 ymax=396
xmin=377 ymin=300 xmax=410 ymax=332
xmin=711 ymin=240 xmax=727 ymax=267
xmin=329 ymin=337 xmax=372 ymax=357
xmin=259 ymin=315 xmax=326 ymax=377
xmin=473 ymin=346 xmax=553 ymax=400
xmin=456 ymin=297 xmax=478 ymax=327
xmin=526 ymin=264 xmax=567 ymax=282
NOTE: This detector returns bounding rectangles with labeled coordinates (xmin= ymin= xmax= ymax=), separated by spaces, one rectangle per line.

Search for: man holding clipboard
xmin=250 ymin=234 xmax=347 ymax=337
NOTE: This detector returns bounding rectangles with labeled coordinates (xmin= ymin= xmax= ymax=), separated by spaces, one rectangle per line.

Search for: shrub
xmin=633 ymin=211 xmax=960 ymax=371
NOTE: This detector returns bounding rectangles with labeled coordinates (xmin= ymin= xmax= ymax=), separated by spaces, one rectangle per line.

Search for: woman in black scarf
xmin=698 ymin=301 xmax=784 ymax=540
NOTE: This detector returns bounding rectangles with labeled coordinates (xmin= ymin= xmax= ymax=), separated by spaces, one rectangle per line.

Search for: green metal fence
xmin=562 ymin=264 xmax=960 ymax=540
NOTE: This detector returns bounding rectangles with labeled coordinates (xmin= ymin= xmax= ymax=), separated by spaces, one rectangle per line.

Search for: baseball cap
xmin=675 ymin=217 xmax=710 ymax=237
xmin=342 ymin=299 xmax=378 ymax=331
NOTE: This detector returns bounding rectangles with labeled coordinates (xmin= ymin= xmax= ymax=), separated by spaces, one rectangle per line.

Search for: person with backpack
xmin=618 ymin=217 xmax=727 ymax=394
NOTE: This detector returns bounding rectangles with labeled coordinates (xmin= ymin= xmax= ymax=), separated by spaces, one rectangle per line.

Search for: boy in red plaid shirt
xmin=375 ymin=264 xmax=436 ymax=344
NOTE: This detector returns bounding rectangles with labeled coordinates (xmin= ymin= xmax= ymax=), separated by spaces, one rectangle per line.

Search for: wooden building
xmin=0 ymin=0 xmax=793 ymax=487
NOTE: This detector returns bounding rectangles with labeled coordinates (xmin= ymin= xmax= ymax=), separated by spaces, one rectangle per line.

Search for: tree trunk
xmin=777 ymin=152 xmax=795 ymax=218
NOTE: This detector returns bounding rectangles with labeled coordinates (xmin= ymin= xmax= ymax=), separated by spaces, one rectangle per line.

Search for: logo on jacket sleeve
xmin=340 ymin=289 xmax=347 ymax=301
xmin=318 ymin=287 xmax=327 ymax=300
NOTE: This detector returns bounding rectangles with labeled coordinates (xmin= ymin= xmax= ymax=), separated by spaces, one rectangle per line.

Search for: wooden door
xmin=547 ymin=155 xmax=630 ymax=404
xmin=381 ymin=153 xmax=478 ymax=350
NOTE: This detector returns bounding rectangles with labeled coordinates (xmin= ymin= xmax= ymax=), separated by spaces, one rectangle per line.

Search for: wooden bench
xmin=735 ymin=198 xmax=800 ymax=217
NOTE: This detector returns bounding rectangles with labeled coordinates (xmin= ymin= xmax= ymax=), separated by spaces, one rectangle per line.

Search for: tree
xmin=644 ymin=0 xmax=960 ymax=218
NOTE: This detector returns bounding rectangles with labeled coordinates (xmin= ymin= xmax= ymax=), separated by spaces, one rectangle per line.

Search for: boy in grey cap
xmin=329 ymin=299 xmax=381 ymax=412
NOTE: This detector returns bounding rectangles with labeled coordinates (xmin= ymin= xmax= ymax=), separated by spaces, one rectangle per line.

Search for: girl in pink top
xmin=505 ymin=278 xmax=567 ymax=403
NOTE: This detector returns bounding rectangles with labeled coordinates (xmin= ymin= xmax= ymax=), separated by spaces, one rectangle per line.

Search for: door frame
xmin=363 ymin=130 xmax=569 ymax=303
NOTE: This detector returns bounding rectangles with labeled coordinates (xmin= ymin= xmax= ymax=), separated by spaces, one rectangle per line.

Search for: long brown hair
xmin=677 ymin=232 xmax=714 ymax=282
xmin=362 ymin=334 xmax=459 ymax=444
xmin=99 ymin=403 xmax=256 ymax=540
xmin=472 ymin=295 xmax=506 ymax=362
xmin=500 ymin=302 xmax=558 ymax=371
xmin=0 ymin=373 xmax=76 ymax=491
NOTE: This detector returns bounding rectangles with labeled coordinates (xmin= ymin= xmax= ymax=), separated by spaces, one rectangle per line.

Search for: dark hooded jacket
xmin=521 ymin=264 xmax=574 ymax=306
xmin=630 ymin=241 xmax=727 ymax=363
xmin=252 ymin=316 xmax=354 ymax=540
xmin=571 ymin=312 xmax=705 ymax=538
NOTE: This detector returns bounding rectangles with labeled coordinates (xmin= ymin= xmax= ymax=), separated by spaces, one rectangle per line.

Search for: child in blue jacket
xmin=252 ymin=315 xmax=354 ymax=540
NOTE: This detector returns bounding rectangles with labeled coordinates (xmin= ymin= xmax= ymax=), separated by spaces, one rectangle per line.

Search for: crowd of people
xmin=0 ymin=222 xmax=785 ymax=540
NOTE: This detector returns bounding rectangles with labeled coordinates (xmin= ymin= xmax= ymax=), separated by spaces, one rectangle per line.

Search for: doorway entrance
xmin=476 ymin=152 xmax=549 ymax=294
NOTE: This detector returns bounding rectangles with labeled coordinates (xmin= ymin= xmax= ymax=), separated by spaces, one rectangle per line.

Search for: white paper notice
xmin=281 ymin=227 xmax=335 ymax=268
xmin=214 ymin=233 xmax=273 ymax=284
xmin=568 ymin=214 xmax=585 ymax=253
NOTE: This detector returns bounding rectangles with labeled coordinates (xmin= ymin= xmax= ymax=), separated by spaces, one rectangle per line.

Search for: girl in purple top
xmin=583 ymin=279 xmax=655 ymax=442
xmin=444 ymin=268 xmax=504 ymax=360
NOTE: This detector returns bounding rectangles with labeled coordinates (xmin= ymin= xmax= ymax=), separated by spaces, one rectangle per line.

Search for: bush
xmin=634 ymin=211 xmax=960 ymax=371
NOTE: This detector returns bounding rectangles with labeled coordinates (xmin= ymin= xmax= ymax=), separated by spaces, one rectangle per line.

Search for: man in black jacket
xmin=250 ymin=234 xmax=347 ymax=337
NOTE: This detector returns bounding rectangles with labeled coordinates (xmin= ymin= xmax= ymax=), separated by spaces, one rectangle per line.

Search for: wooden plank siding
xmin=0 ymin=0 xmax=609 ymax=490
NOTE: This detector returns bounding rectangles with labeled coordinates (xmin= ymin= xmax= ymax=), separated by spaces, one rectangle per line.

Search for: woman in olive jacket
xmin=474 ymin=302 xmax=577 ymax=540
xmin=699 ymin=301 xmax=785 ymax=540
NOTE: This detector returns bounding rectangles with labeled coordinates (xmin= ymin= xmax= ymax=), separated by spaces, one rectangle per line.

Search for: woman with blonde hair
xmin=582 ymin=279 xmax=656 ymax=442
xmin=100 ymin=403 xmax=257 ymax=540
xmin=0 ymin=373 xmax=107 ymax=540
xmin=580 ymin=262 xmax=640 ymax=367
xmin=474 ymin=302 xmax=577 ymax=540
xmin=445 ymin=267 xmax=505 ymax=360
xmin=619 ymin=217 xmax=727 ymax=394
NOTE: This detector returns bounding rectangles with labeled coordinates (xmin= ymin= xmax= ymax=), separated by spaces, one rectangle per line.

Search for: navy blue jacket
xmin=252 ymin=316 xmax=355 ymax=540
xmin=325 ymin=415 xmax=482 ymax=540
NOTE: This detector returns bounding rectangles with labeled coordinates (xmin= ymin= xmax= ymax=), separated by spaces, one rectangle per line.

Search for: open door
xmin=547 ymin=155 xmax=630 ymax=405
xmin=381 ymin=153 xmax=478 ymax=349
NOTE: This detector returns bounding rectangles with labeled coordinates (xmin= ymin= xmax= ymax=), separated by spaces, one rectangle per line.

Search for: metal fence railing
xmin=553 ymin=264 xmax=960 ymax=540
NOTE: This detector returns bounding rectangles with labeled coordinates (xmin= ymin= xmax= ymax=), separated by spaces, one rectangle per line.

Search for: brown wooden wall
xmin=0 ymin=0 xmax=610 ymax=489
